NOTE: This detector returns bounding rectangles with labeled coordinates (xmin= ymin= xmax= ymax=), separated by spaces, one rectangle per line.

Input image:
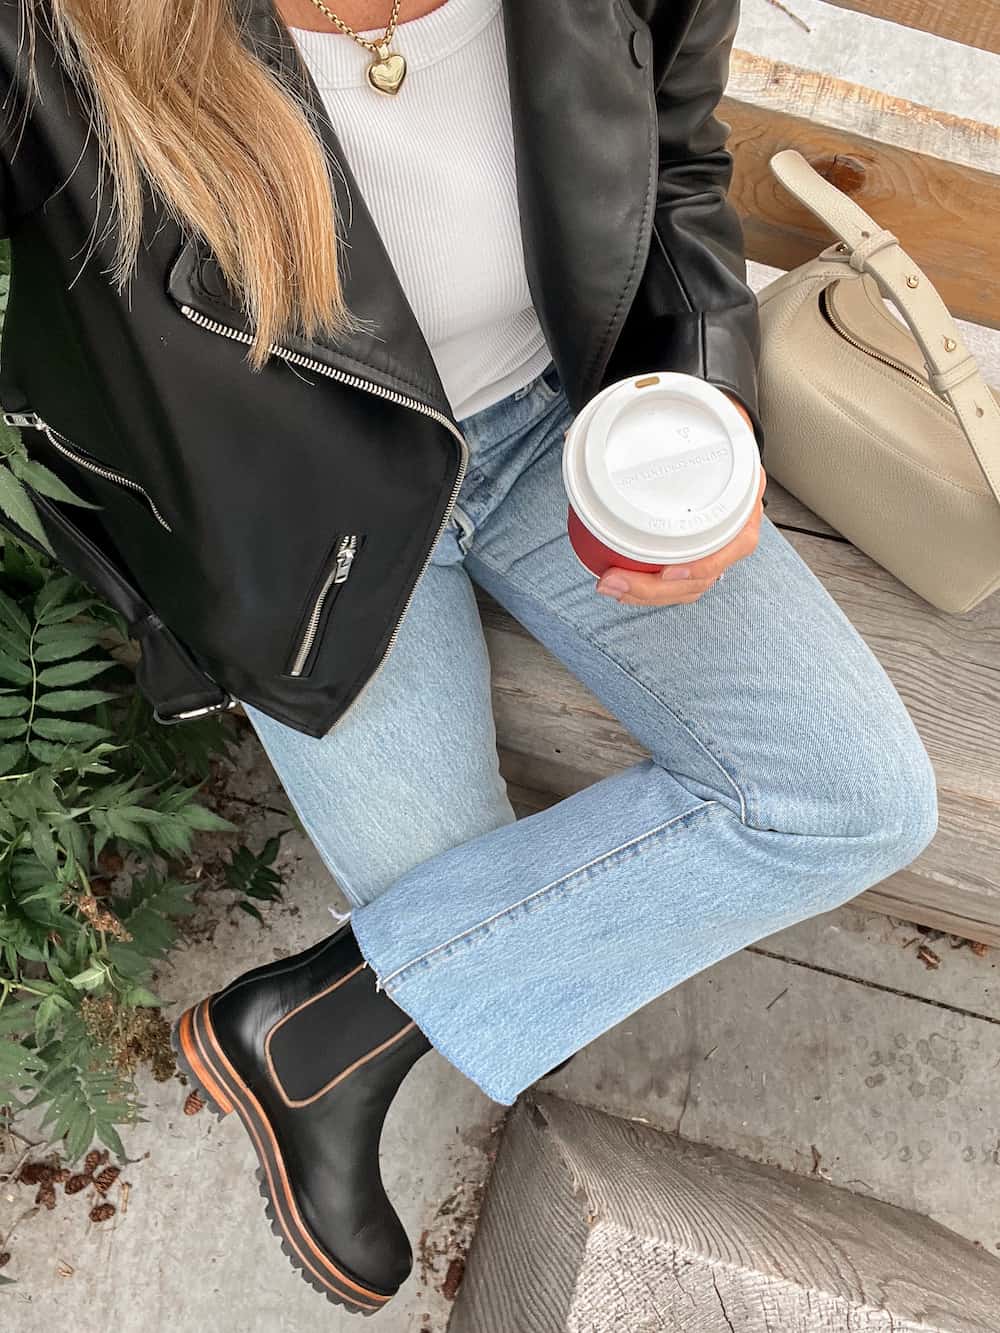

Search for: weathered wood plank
xmin=817 ymin=0 xmax=1000 ymax=54
xmin=863 ymin=796 xmax=1000 ymax=947
xmin=543 ymin=942 xmax=1000 ymax=1250
xmin=720 ymin=56 xmax=1000 ymax=328
xmin=728 ymin=50 xmax=1000 ymax=175
xmin=451 ymin=1095 xmax=1000 ymax=1332
xmin=861 ymin=885 xmax=1000 ymax=947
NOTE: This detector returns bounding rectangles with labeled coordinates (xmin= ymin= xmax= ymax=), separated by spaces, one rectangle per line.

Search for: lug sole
xmin=171 ymin=999 xmax=396 ymax=1316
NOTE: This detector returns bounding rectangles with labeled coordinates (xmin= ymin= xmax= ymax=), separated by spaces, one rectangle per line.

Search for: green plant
xmin=0 ymin=235 xmax=242 ymax=1161
xmin=0 ymin=245 xmax=94 ymax=554
xmin=0 ymin=540 xmax=242 ymax=1161
xmin=225 ymin=835 xmax=285 ymax=923
xmin=0 ymin=239 xmax=281 ymax=1169
xmin=0 ymin=415 xmax=95 ymax=557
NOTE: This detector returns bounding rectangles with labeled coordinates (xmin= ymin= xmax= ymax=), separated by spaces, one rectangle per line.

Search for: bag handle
xmin=769 ymin=149 xmax=1000 ymax=509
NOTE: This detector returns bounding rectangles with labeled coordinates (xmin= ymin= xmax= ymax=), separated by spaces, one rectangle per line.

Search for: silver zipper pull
xmin=3 ymin=411 xmax=44 ymax=430
xmin=287 ymin=534 xmax=361 ymax=676
xmin=333 ymin=537 xmax=357 ymax=584
xmin=2 ymin=408 xmax=173 ymax=532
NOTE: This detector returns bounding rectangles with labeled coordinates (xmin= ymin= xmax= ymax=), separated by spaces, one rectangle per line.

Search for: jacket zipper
xmin=288 ymin=533 xmax=359 ymax=678
xmin=819 ymin=287 xmax=935 ymax=397
xmin=178 ymin=306 xmax=469 ymax=718
xmin=2 ymin=410 xmax=173 ymax=532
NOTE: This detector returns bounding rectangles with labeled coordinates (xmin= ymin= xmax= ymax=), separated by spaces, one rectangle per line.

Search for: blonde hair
xmin=22 ymin=0 xmax=352 ymax=368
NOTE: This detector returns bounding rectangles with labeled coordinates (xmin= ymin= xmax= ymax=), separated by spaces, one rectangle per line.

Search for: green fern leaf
xmin=36 ymin=658 xmax=114 ymax=686
xmin=0 ymin=468 xmax=52 ymax=553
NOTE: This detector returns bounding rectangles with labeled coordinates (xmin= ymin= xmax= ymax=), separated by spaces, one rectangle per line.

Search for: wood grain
xmin=817 ymin=0 xmax=1000 ymax=54
xmin=721 ymin=55 xmax=1000 ymax=328
xmin=451 ymin=1095 xmax=1000 ymax=1332
xmin=728 ymin=50 xmax=1000 ymax=176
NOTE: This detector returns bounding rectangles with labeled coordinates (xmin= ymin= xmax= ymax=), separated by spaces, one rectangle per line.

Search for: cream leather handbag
xmin=757 ymin=150 xmax=1000 ymax=614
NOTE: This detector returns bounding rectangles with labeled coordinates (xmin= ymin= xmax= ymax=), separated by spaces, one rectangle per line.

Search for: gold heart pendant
xmin=368 ymin=49 xmax=407 ymax=96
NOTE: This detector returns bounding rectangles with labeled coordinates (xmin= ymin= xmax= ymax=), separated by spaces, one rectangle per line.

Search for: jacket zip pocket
xmin=287 ymin=533 xmax=361 ymax=678
xmin=177 ymin=305 xmax=469 ymax=721
xmin=2 ymin=410 xmax=173 ymax=532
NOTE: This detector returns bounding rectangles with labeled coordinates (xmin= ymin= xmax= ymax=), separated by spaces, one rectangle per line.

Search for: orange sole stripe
xmin=193 ymin=1001 xmax=390 ymax=1309
xmin=178 ymin=1008 xmax=234 ymax=1115
xmin=188 ymin=1003 xmax=383 ymax=1311
xmin=186 ymin=1008 xmax=363 ymax=1306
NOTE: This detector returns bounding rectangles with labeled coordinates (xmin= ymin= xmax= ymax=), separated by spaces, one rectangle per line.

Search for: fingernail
xmin=662 ymin=566 xmax=692 ymax=580
xmin=598 ymin=574 xmax=629 ymax=595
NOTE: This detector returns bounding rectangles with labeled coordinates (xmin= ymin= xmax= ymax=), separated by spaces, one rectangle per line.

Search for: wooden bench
xmin=480 ymin=0 xmax=1000 ymax=948
xmin=451 ymin=1094 xmax=1000 ymax=1332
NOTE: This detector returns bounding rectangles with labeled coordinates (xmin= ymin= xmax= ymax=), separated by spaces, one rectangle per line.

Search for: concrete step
xmin=540 ymin=904 xmax=1000 ymax=1250
xmin=450 ymin=1094 xmax=1000 ymax=1333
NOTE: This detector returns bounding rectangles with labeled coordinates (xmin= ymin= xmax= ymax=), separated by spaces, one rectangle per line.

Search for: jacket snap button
xmin=199 ymin=260 xmax=228 ymax=300
xmin=630 ymin=28 xmax=652 ymax=68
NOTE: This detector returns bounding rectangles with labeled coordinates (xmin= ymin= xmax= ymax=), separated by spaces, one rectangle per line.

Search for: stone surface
xmin=761 ymin=903 xmax=1000 ymax=1018
xmin=452 ymin=1096 xmax=1000 ymax=1333
xmin=0 ymin=737 xmax=502 ymax=1333
xmin=542 ymin=905 xmax=1000 ymax=1250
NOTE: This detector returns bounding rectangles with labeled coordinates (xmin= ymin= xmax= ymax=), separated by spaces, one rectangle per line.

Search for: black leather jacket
xmin=0 ymin=0 xmax=761 ymax=738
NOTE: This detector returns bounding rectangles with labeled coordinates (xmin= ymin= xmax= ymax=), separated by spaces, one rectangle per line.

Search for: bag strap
xmin=769 ymin=149 xmax=1000 ymax=509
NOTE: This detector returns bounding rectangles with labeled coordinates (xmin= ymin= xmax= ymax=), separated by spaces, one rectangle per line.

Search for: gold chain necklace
xmin=307 ymin=0 xmax=407 ymax=96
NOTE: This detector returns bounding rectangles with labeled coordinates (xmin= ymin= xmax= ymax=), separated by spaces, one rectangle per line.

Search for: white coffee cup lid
xmin=563 ymin=372 xmax=760 ymax=564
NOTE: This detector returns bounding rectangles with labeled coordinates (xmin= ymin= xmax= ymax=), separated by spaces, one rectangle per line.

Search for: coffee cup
xmin=562 ymin=372 xmax=761 ymax=577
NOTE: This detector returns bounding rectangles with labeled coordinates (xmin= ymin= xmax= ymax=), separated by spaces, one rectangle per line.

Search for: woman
xmin=2 ymin=0 xmax=937 ymax=1316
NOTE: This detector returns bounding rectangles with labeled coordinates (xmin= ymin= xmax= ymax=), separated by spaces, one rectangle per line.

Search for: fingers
xmin=616 ymin=590 xmax=713 ymax=606
xmin=610 ymin=574 xmax=722 ymax=607
xmin=597 ymin=469 xmax=767 ymax=607
xmin=602 ymin=562 xmax=722 ymax=604
xmin=597 ymin=533 xmax=749 ymax=604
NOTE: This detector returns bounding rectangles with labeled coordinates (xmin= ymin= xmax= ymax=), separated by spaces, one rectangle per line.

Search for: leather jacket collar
xmin=218 ymin=0 xmax=458 ymax=419
xmin=0 ymin=0 xmax=760 ymax=738
xmin=228 ymin=0 xmax=661 ymax=417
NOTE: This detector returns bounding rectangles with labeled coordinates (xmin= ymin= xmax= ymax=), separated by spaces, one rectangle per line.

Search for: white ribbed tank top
xmin=289 ymin=0 xmax=551 ymax=420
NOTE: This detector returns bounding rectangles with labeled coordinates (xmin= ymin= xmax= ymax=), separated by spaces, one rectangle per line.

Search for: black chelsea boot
xmin=172 ymin=924 xmax=429 ymax=1315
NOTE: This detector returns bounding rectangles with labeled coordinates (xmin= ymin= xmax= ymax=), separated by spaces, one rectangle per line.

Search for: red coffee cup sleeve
xmin=567 ymin=506 xmax=665 ymax=577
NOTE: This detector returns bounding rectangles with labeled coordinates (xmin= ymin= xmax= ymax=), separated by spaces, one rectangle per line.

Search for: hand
xmin=596 ymin=395 xmax=765 ymax=607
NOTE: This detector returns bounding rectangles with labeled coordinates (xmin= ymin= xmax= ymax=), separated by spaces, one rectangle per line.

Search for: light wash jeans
xmin=245 ymin=361 xmax=939 ymax=1105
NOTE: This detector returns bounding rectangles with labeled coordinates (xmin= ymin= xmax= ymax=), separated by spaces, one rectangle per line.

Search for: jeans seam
xmin=291 ymin=804 xmax=369 ymax=910
xmin=450 ymin=502 xmax=476 ymax=557
xmin=376 ymin=799 xmax=718 ymax=989
xmin=467 ymin=549 xmax=750 ymax=823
